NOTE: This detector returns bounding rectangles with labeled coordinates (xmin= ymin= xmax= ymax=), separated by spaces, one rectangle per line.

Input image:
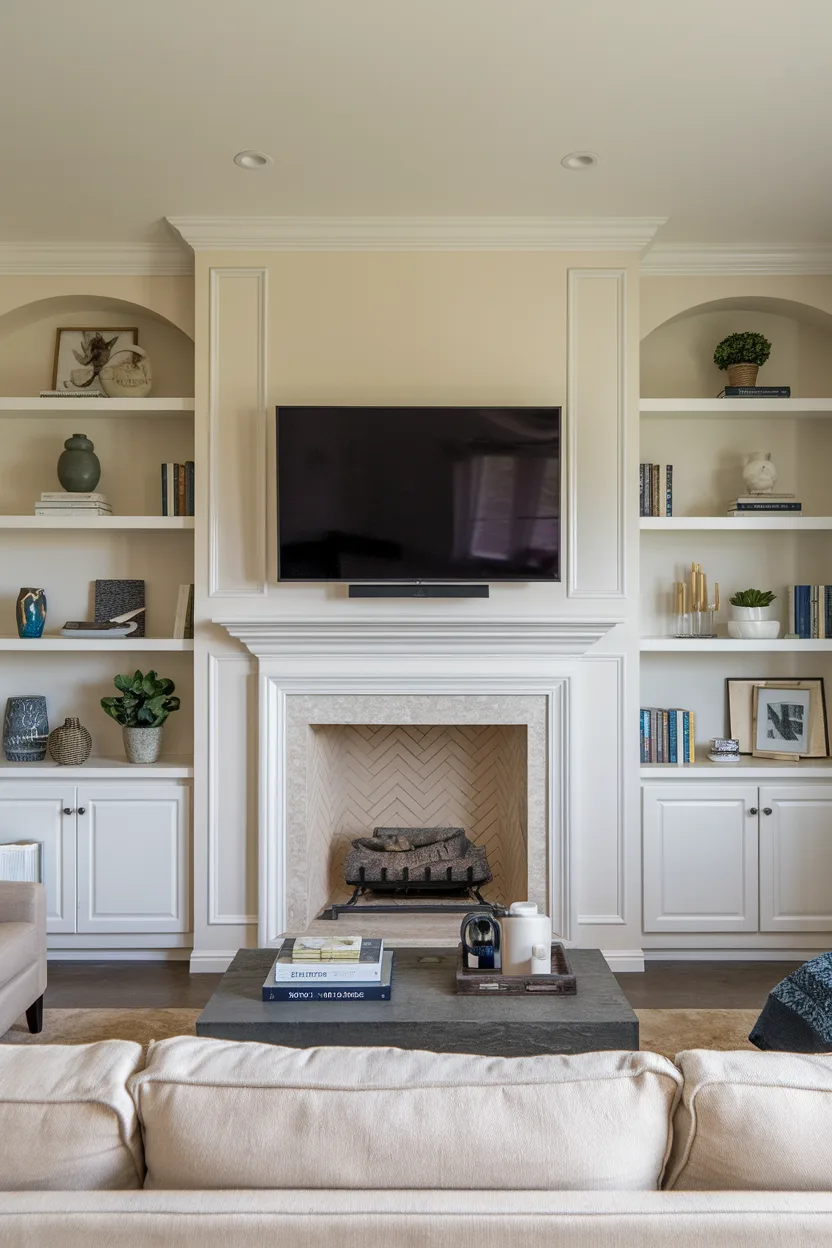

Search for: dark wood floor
xmin=42 ymin=959 xmax=804 ymax=1011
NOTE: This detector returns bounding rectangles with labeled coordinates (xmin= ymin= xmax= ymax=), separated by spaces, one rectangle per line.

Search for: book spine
xmin=826 ymin=586 xmax=832 ymax=642
xmin=651 ymin=465 xmax=660 ymax=517
xmin=799 ymin=585 xmax=811 ymax=639
xmin=689 ymin=711 xmax=695 ymax=764
xmin=787 ymin=585 xmax=795 ymax=635
xmin=650 ymin=709 xmax=658 ymax=764
xmin=161 ymin=464 xmax=168 ymax=517
xmin=263 ymin=982 xmax=391 ymax=1002
xmin=177 ymin=464 xmax=186 ymax=518
xmin=813 ymin=586 xmax=820 ymax=639
xmin=682 ymin=713 xmax=690 ymax=764
xmin=668 ymin=711 xmax=677 ymax=765
xmin=167 ymin=463 xmax=175 ymax=517
xmin=186 ymin=461 xmax=194 ymax=516
xmin=721 ymin=386 xmax=791 ymax=397
xmin=184 ymin=585 xmax=194 ymax=640
xmin=640 ymin=709 xmax=648 ymax=764
xmin=731 ymin=502 xmax=803 ymax=511
xmin=274 ymin=961 xmax=384 ymax=982
xmin=666 ymin=464 xmax=672 ymax=518
xmin=639 ymin=465 xmax=645 ymax=517
xmin=645 ymin=465 xmax=652 ymax=517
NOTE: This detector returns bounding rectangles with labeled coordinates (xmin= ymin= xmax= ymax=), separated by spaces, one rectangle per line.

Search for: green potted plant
xmin=713 ymin=332 xmax=772 ymax=388
xmin=728 ymin=588 xmax=779 ymax=640
xmin=101 ymin=669 xmax=180 ymax=764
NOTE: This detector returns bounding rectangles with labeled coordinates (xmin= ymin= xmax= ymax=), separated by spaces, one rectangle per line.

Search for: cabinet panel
xmin=0 ymin=784 xmax=75 ymax=933
xmin=76 ymin=784 xmax=189 ymax=933
xmin=643 ymin=784 xmax=759 ymax=932
xmin=760 ymin=785 xmax=832 ymax=932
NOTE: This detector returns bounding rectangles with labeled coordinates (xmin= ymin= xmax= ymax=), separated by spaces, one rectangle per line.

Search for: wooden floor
xmin=42 ymin=958 xmax=805 ymax=1011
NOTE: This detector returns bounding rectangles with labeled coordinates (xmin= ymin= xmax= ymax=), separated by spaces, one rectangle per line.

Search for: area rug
xmin=0 ymin=1008 xmax=760 ymax=1057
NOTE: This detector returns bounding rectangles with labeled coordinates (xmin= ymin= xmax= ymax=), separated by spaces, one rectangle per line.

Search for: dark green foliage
xmin=100 ymin=669 xmax=181 ymax=728
xmin=713 ymin=332 xmax=772 ymax=370
xmin=729 ymin=588 xmax=777 ymax=608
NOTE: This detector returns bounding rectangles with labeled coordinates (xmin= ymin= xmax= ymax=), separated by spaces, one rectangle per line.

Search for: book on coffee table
xmin=263 ymin=950 xmax=394 ymax=1002
xmin=274 ymin=936 xmax=384 ymax=981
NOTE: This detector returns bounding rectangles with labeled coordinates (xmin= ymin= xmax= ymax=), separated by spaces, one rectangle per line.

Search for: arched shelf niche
xmin=0 ymin=294 xmax=193 ymax=397
xmin=641 ymin=296 xmax=832 ymax=399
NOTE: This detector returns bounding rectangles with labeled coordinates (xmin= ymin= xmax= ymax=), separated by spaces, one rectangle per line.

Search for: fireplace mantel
xmin=215 ymin=616 xmax=622 ymax=657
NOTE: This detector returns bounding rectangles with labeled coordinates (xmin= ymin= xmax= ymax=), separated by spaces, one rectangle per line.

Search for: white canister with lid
xmin=500 ymin=901 xmax=552 ymax=975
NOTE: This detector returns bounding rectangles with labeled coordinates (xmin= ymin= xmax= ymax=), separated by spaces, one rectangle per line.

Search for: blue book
xmin=668 ymin=711 xmax=678 ymax=764
xmin=797 ymin=585 xmax=811 ymax=639
xmin=161 ymin=463 xmax=168 ymax=516
xmin=665 ymin=465 xmax=673 ymax=518
xmin=640 ymin=710 xmax=649 ymax=763
xmin=263 ymin=951 xmax=393 ymax=1002
xmin=682 ymin=712 xmax=691 ymax=764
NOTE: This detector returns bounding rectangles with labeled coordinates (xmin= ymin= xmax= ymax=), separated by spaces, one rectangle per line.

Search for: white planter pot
xmin=122 ymin=725 xmax=163 ymax=764
xmin=728 ymin=605 xmax=781 ymax=640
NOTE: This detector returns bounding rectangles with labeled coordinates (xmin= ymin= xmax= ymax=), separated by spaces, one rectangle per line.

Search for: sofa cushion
xmin=131 ymin=1037 xmax=681 ymax=1191
xmin=0 ymin=922 xmax=38 ymax=986
xmin=667 ymin=1049 xmax=832 ymax=1190
xmin=0 ymin=1042 xmax=145 ymax=1190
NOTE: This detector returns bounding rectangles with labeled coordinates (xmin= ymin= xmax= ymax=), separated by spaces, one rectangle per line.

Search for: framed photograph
xmin=52 ymin=327 xmax=138 ymax=393
xmin=727 ymin=677 xmax=829 ymax=757
xmin=749 ymin=680 xmax=829 ymax=760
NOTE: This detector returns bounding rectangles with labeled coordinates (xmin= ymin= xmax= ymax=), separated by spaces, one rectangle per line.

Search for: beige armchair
xmin=0 ymin=882 xmax=47 ymax=1036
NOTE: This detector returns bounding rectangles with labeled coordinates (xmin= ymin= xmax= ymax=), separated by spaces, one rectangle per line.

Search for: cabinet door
xmin=76 ymin=784 xmax=189 ymax=934
xmin=0 ymin=783 xmax=76 ymax=933
xmin=643 ymin=784 xmax=759 ymax=932
xmin=760 ymin=785 xmax=832 ymax=932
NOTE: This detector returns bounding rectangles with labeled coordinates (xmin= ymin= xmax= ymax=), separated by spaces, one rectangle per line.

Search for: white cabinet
xmin=759 ymin=785 xmax=832 ymax=933
xmin=0 ymin=778 xmax=189 ymax=938
xmin=76 ymin=784 xmax=190 ymax=934
xmin=0 ymin=784 xmax=76 ymax=933
xmin=643 ymin=784 xmax=759 ymax=933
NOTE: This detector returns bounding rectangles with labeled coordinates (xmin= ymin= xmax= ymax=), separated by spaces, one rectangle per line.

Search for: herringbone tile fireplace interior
xmin=306 ymin=723 xmax=528 ymax=918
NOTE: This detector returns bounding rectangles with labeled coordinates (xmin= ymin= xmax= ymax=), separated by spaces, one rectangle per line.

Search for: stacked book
xmin=35 ymin=491 xmax=111 ymax=517
xmin=262 ymin=936 xmax=393 ymax=1002
xmin=728 ymin=493 xmax=802 ymax=517
xmin=639 ymin=464 xmax=673 ymax=517
xmin=787 ymin=586 xmax=832 ymax=638
xmin=640 ymin=708 xmax=696 ymax=765
xmin=717 ymin=386 xmax=791 ymax=398
xmin=161 ymin=463 xmax=195 ymax=516
xmin=0 ymin=842 xmax=41 ymax=882
xmin=172 ymin=584 xmax=195 ymax=640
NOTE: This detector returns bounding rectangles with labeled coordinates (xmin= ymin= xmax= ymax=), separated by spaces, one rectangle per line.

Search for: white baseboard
xmin=46 ymin=949 xmax=191 ymax=962
xmin=601 ymin=949 xmax=645 ymax=973
xmin=189 ymin=951 xmax=239 ymax=973
xmin=643 ymin=949 xmax=825 ymax=962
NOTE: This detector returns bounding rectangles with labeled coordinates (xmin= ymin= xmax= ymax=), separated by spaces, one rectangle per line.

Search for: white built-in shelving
xmin=641 ymin=516 xmax=832 ymax=531
xmin=0 ymin=637 xmax=193 ymax=652
xmin=640 ymin=638 xmax=832 ymax=652
xmin=640 ymin=398 xmax=832 ymax=417
xmin=641 ymin=756 xmax=832 ymax=780
xmin=0 ymin=756 xmax=193 ymax=779
xmin=0 ymin=397 xmax=194 ymax=417
xmin=0 ymin=516 xmax=194 ymax=530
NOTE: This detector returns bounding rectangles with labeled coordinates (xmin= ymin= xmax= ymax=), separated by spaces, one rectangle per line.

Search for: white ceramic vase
xmin=122 ymin=725 xmax=163 ymax=764
xmin=742 ymin=451 xmax=778 ymax=494
xmin=99 ymin=345 xmax=153 ymax=399
xmin=728 ymin=605 xmax=781 ymax=640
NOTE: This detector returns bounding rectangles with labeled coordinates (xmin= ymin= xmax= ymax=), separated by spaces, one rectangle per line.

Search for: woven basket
xmin=48 ymin=717 xmax=92 ymax=766
xmin=727 ymin=363 xmax=759 ymax=387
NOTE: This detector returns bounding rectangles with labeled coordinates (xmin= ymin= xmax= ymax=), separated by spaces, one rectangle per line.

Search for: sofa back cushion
xmin=667 ymin=1049 xmax=832 ymax=1190
xmin=131 ymin=1037 xmax=681 ymax=1191
xmin=0 ymin=1042 xmax=144 ymax=1190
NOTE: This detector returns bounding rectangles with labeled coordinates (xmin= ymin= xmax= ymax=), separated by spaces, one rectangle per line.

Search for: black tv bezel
xmin=275 ymin=404 xmax=562 ymax=584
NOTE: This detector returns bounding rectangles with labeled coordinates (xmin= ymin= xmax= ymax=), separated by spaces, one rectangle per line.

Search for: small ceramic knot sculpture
xmin=743 ymin=451 xmax=778 ymax=494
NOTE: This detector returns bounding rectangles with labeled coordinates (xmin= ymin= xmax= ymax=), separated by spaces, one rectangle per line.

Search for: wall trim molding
xmin=207 ymin=653 xmax=258 ymax=926
xmin=578 ymin=654 xmax=626 ymax=926
xmin=0 ymin=242 xmax=193 ymax=276
xmin=642 ymin=243 xmax=832 ymax=276
xmin=600 ymin=949 xmax=645 ymax=972
xmin=168 ymin=215 xmax=667 ymax=253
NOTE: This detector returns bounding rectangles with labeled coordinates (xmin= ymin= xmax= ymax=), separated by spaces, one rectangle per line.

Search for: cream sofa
xmin=0 ymin=882 xmax=46 ymax=1040
xmin=2 ymin=1037 xmax=832 ymax=1246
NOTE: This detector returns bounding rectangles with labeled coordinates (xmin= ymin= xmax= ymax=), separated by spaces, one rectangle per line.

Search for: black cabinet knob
xmin=749 ymin=807 xmax=758 ymax=815
xmin=76 ymin=807 xmax=86 ymax=815
xmin=62 ymin=807 xmax=73 ymax=815
xmin=763 ymin=807 xmax=773 ymax=816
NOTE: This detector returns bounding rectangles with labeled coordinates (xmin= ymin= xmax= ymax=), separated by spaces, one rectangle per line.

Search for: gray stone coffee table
xmin=196 ymin=947 xmax=638 ymax=1055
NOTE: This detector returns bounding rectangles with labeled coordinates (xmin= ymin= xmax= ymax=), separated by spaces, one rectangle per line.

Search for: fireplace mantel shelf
xmin=215 ymin=616 xmax=622 ymax=657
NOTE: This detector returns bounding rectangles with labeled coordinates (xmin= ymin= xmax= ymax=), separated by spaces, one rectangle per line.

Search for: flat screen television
xmin=276 ymin=406 xmax=561 ymax=583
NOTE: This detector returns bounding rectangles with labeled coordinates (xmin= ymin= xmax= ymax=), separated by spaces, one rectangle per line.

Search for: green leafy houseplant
xmin=101 ymin=670 xmax=180 ymax=728
xmin=729 ymin=588 xmax=776 ymax=608
xmin=713 ymin=332 xmax=772 ymax=371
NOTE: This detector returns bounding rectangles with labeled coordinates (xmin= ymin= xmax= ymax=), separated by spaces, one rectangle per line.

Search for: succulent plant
xmin=100 ymin=670 xmax=180 ymax=728
xmin=729 ymin=588 xmax=777 ymax=608
xmin=714 ymin=332 xmax=772 ymax=371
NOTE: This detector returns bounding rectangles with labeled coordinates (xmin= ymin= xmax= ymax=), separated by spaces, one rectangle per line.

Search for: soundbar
xmin=348 ymin=584 xmax=490 ymax=599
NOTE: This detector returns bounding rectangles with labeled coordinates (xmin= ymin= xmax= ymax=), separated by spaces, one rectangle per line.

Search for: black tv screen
xmin=276 ymin=406 xmax=561 ymax=582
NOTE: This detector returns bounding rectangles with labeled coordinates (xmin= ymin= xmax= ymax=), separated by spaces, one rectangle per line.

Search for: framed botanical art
xmin=52 ymin=327 xmax=138 ymax=393
xmin=749 ymin=680 xmax=828 ymax=760
xmin=727 ymin=677 xmax=829 ymax=757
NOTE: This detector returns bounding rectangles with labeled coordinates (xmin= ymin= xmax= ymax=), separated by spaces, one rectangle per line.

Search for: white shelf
xmin=640 ymin=516 xmax=832 ymax=531
xmin=0 ymin=755 xmax=193 ymax=779
xmin=642 ymin=757 xmax=832 ymax=780
xmin=641 ymin=637 xmax=832 ymax=652
xmin=0 ymin=515 xmax=194 ymax=530
xmin=0 ymin=397 xmax=194 ymax=417
xmin=0 ymin=637 xmax=193 ymax=652
xmin=640 ymin=398 xmax=832 ymax=417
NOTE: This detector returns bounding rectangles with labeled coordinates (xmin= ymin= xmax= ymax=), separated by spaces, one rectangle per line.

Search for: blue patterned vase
xmin=16 ymin=588 xmax=47 ymax=639
xmin=3 ymin=696 xmax=49 ymax=762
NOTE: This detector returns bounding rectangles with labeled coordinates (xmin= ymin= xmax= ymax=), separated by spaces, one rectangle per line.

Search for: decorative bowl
xmin=727 ymin=620 xmax=781 ymax=640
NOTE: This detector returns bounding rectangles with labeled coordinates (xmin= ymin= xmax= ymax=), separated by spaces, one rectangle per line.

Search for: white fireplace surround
xmin=217 ymin=617 xmax=620 ymax=947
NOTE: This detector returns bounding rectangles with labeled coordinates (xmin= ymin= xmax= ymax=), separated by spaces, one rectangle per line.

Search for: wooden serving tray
xmin=455 ymin=943 xmax=577 ymax=995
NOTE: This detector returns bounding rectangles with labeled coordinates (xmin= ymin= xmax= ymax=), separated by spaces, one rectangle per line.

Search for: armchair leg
xmin=25 ymin=994 xmax=44 ymax=1034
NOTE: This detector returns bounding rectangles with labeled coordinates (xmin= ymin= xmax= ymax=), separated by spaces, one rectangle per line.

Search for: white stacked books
xmin=0 ymin=842 xmax=41 ymax=883
xmin=274 ymin=936 xmax=385 ymax=982
xmin=728 ymin=493 xmax=802 ymax=516
xmin=35 ymin=492 xmax=112 ymax=517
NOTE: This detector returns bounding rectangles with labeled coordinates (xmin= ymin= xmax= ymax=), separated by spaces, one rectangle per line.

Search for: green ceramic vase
xmin=57 ymin=432 xmax=101 ymax=492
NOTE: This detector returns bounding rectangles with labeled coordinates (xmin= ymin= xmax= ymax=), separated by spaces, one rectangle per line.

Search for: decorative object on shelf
xmin=728 ymin=491 xmax=800 ymax=517
xmin=455 ymin=942 xmax=575 ymax=995
xmin=172 ymin=584 xmax=194 ymax=639
xmin=728 ymin=588 xmax=780 ymax=640
xmin=742 ymin=451 xmax=778 ymax=495
xmin=35 ymin=491 xmax=112 ymax=518
xmin=61 ymin=608 xmax=145 ymax=639
xmin=717 ymin=385 xmax=791 ymax=399
xmin=3 ymin=695 xmax=48 ymax=762
xmin=52 ymin=327 xmax=138 ymax=393
xmin=98 ymin=344 xmax=152 ymax=398
xmin=161 ymin=462 xmax=195 ymax=516
xmin=100 ymin=668 xmax=180 ymax=765
xmin=15 ymin=587 xmax=46 ymax=639
xmin=708 ymin=737 xmax=741 ymax=764
xmin=674 ymin=562 xmax=718 ymax=638
xmin=639 ymin=463 xmax=673 ymax=517
xmin=713 ymin=331 xmax=772 ymax=389
xmin=727 ymin=677 xmax=828 ymax=756
xmin=95 ymin=580 xmax=145 ymax=638
xmin=640 ymin=707 xmax=695 ymax=764
xmin=48 ymin=717 xmax=92 ymax=766
xmin=752 ymin=680 xmax=829 ymax=761
xmin=57 ymin=432 xmax=101 ymax=492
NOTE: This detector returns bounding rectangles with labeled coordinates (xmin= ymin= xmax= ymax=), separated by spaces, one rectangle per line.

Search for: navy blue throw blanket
xmin=750 ymin=952 xmax=832 ymax=1051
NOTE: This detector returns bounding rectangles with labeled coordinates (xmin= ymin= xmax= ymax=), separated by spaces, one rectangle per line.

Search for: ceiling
xmin=0 ymin=0 xmax=830 ymax=248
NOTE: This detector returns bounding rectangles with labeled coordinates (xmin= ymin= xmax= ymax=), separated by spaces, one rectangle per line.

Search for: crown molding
xmin=641 ymin=243 xmax=832 ymax=276
xmin=0 ymin=243 xmax=193 ymax=276
xmin=167 ymin=215 xmax=666 ymax=252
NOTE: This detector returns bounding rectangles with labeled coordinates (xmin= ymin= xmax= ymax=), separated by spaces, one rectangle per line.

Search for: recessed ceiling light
xmin=233 ymin=150 xmax=273 ymax=170
xmin=560 ymin=151 xmax=598 ymax=171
